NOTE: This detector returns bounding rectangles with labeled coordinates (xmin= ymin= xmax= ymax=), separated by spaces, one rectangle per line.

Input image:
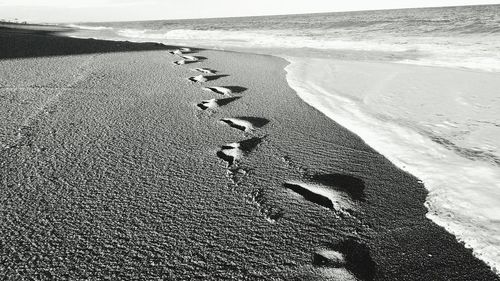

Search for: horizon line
xmin=15 ymin=3 xmax=500 ymax=24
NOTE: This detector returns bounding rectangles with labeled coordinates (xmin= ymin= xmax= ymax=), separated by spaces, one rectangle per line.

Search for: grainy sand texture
xmin=1 ymin=25 xmax=499 ymax=280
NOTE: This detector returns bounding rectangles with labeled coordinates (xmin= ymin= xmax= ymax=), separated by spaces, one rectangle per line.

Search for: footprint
xmin=181 ymin=55 xmax=198 ymax=61
xmin=202 ymin=86 xmax=247 ymax=96
xmin=284 ymin=181 xmax=356 ymax=212
xmin=174 ymin=55 xmax=206 ymax=65
xmin=249 ymin=188 xmax=284 ymax=223
xmin=313 ymin=240 xmax=375 ymax=281
xmin=216 ymin=137 xmax=264 ymax=166
xmin=203 ymin=87 xmax=233 ymax=96
xmin=181 ymin=55 xmax=207 ymax=62
xmin=169 ymin=49 xmax=183 ymax=55
xmin=173 ymin=60 xmax=187 ymax=65
xmin=284 ymin=181 xmax=337 ymax=210
xmin=188 ymin=75 xmax=208 ymax=83
xmin=197 ymin=99 xmax=218 ymax=110
xmin=192 ymin=68 xmax=217 ymax=74
xmin=312 ymin=248 xmax=357 ymax=281
xmin=169 ymin=48 xmax=192 ymax=55
xmin=227 ymin=167 xmax=248 ymax=185
xmin=284 ymin=173 xmax=365 ymax=212
xmin=217 ymin=143 xmax=242 ymax=166
xmin=188 ymin=74 xmax=229 ymax=83
xmin=220 ymin=117 xmax=269 ymax=132
xmin=307 ymin=174 xmax=366 ymax=201
xmin=196 ymin=97 xmax=241 ymax=110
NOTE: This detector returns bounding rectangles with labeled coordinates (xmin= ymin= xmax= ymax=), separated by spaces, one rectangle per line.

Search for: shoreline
xmin=1 ymin=25 xmax=499 ymax=279
xmin=282 ymin=56 xmax=500 ymax=274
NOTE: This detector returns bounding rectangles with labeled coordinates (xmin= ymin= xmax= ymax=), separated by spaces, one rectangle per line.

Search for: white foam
xmin=111 ymin=28 xmax=500 ymax=72
xmin=284 ymin=57 xmax=500 ymax=274
xmin=66 ymin=24 xmax=112 ymax=31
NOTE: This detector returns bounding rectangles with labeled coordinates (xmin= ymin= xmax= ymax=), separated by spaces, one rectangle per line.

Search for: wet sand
xmin=0 ymin=25 xmax=498 ymax=280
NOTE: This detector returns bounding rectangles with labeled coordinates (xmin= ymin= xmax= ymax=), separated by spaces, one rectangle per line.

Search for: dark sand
xmin=1 ymin=25 xmax=498 ymax=280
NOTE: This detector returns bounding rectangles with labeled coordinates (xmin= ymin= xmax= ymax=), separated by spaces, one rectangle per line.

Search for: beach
xmin=1 ymin=24 xmax=499 ymax=280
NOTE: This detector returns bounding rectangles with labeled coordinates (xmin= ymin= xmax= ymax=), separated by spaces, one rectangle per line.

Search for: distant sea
xmin=63 ymin=4 xmax=500 ymax=274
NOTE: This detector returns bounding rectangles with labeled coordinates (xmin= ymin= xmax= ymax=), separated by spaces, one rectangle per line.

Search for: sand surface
xmin=1 ymin=25 xmax=499 ymax=280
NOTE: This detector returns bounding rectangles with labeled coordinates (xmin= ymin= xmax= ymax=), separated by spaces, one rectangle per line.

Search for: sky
xmin=0 ymin=0 xmax=499 ymax=23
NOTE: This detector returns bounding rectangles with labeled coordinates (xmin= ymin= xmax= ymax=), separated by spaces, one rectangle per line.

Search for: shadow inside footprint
xmin=308 ymin=174 xmax=366 ymax=201
xmin=174 ymin=60 xmax=198 ymax=65
xmin=197 ymin=99 xmax=216 ymax=110
xmin=189 ymin=75 xmax=229 ymax=83
xmin=326 ymin=240 xmax=375 ymax=281
xmin=197 ymin=97 xmax=241 ymax=111
xmin=223 ymin=86 xmax=248 ymax=94
xmin=182 ymin=60 xmax=199 ymax=65
xmin=221 ymin=119 xmax=247 ymax=131
xmin=216 ymin=137 xmax=265 ymax=166
xmin=220 ymin=117 xmax=269 ymax=132
xmin=193 ymin=68 xmax=217 ymax=74
xmin=216 ymin=150 xmax=236 ymax=166
xmin=212 ymin=86 xmax=248 ymax=94
xmin=183 ymin=55 xmax=207 ymax=61
xmin=216 ymin=97 xmax=241 ymax=106
xmin=235 ymin=117 xmax=269 ymax=128
xmin=284 ymin=182 xmax=334 ymax=209
xmin=238 ymin=137 xmax=264 ymax=153
xmin=204 ymin=74 xmax=229 ymax=82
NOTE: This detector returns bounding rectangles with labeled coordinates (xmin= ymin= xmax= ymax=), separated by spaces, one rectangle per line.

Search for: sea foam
xmin=284 ymin=56 xmax=500 ymax=274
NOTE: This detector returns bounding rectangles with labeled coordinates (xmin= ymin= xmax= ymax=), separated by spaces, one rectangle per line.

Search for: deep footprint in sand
xmin=173 ymin=60 xmax=187 ymax=65
xmin=181 ymin=55 xmax=198 ymax=61
xmin=220 ymin=117 xmax=269 ymax=132
xmin=174 ymin=55 xmax=206 ymax=65
xmin=168 ymin=49 xmax=183 ymax=55
xmin=196 ymin=97 xmax=241 ymax=110
xmin=313 ymin=240 xmax=375 ymax=281
xmin=307 ymin=174 xmax=366 ymax=201
xmin=284 ymin=174 xmax=365 ymax=213
xmin=181 ymin=55 xmax=207 ymax=62
xmin=192 ymin=68 xmax=217 ymax=74
xmin=203 ymin=86 xmax=233 ymax=95
xmin=197 ymin=99 xmax=218 ymax=110
xmin=169 ymin=47 xmax=192 ymax=55
xmin=216 ymin=137 xmax=264 ymax=166
xmin=188 ymin=75 xmax=208 ymax=83
xmin=203 ymin=86 xmax=247 ymax=96
xmin=188 ymin=74 xmax=229 ymax=83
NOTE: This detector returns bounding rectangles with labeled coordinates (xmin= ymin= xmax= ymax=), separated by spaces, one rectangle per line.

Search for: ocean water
xmin=64 ymin=4 xmax=500 ymax=273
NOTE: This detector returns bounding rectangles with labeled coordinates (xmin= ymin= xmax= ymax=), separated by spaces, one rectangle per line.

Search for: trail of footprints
xmin=169 ymin=48 xmax=374 ymax=280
